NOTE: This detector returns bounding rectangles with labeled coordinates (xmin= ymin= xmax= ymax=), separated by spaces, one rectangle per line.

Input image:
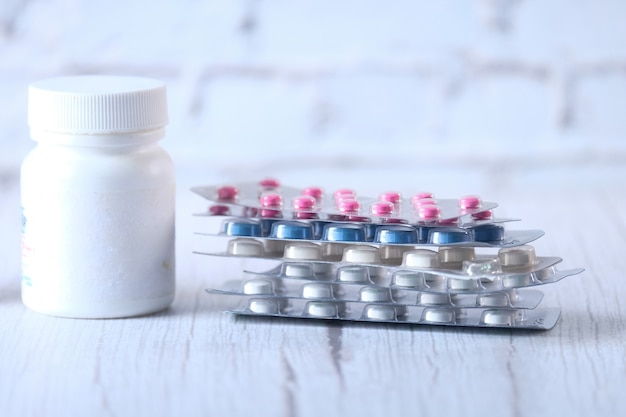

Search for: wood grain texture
xmin=1 ymin=167 xmax=625 ymax=417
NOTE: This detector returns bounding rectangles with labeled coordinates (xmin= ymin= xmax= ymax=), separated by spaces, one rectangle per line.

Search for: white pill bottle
xmin=21 ymin=75 xmax=176 ymax=318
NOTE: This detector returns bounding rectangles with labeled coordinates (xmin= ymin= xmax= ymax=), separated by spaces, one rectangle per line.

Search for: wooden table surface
xmin=1 ymin=163 xmax=624 ymax=417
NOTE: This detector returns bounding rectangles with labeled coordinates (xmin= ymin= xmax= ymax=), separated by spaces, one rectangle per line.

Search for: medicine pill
xmin=439 ymin=247 xmax=475 ymax=264
xmin=283 ymin=263 xmax=315 ymax=278
xmin=481 ymin=309 xmax=515 ymax=326
xmin=499 ymin=245 xmax=536 ymax=267
xmin=422 ymin=308 xmax=455 ymax=324
xmin=243 ymin=279 xmax=274 ymax=295
xmin=359 ymin=286 xmax=391 ymax=303
xmin=259 ymin=178 xmax=280 ymax=189
xmin=458 ymin=195 xmax=481 ymax=209
xmin=471 ymin=224 xmax=504 ymax=242
xmin=477 ymin=293 xmax=509 ymax=307
xmin=418 ymin=205 xmax=441 ymax=219
xmin=322 ymin=223 xmax=367 ymax=242
xmin=260 ymin=193 xmax=282 ymax=208
xmin=419 ymin=292 xmax=451 ymax=305
xmin=338 ymin=199 xmax=360 ymax=213
xmin=392 ymin=271 xmax=424 ymax=288
xmin=270 ymin=221 xmax=314 ymax=240
xmin=302 ymin=187 xmax=323 ymax=201
xmin=283 ymin=242 xmax=322 ymax=260
xmin=402 ymin=249 xmax=440 ymax=268
xmin=292 ymin=195 xmax=316 ymax=210
xmin=342 ymin=245 xmax=381 ymax=263
xmin=209 ymin=205 xmax=230 ymax=216
xmin=217 ymin=185 xmax=238 ymax=201
xmin=337 ymin=266 xmax=371 ymax=283
xmin=305 ymin=301 xmax=338 ymax=317
xmin=472 ymin=210 xmax=492 ymax=221
xmin=259 ymin=209 xmax=282 ymax=218
xmin=222 ymin=219 xmax=262 ymax=237
xmin=370 ymin=201 xmax=395 ymax=216
xmin=374 ymin=225 xmax=419 ymax=244
xmin=362 ymin=305 xmax=396 ymax=321
xmin=379 ymin=191 xmax=401 ymax=204
xmin=301 ymin=283 xmax=333 ymax=299
xmin=412 ymin=197 xmax=437 ymax=207
xmin=502 ymin=274 xmax=531 ymax=288
xmin=334 ymin=189 xmax=355 ymax=200
xmin=428 ymin=228 xmax=472 ymax=245
xmin=411 ymin=192 xmax=433 ymax=204
xmin=448 ymin=278 xmax=479 ymax=291
xmin=248 ymin=298 xmax=280 ymax=314
xmin=228 ymin=238 xmax=264 ymax=256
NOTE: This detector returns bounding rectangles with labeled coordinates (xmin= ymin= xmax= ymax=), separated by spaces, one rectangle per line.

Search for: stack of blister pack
xmin=192 ymin=179 xmax=583 ymax=330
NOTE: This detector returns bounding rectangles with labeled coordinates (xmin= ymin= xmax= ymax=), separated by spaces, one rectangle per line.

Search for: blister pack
xmin=193 ymin=178 xmax=584 ymax=330
xmin=194 ymin=217 xmax=545 ymax=247
xmin=192 ymin=180 xmax=499 ymax=223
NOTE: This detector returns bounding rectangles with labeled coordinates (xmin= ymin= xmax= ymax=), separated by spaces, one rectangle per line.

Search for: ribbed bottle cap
xmin=28 ymin=75 xmax=168 ymax=134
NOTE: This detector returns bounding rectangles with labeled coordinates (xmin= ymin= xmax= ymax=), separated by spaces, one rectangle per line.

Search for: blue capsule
xmin=471 ymin=224 xmax=505 ymax=242
xmin=374 ymin=225 xmax=419 ymax=244
xmin=221 ymin=219 xmax=263 ymax=237
xmin=428 ymin=228 xmax=472 ymax=244
xmin=322 ymin=223 xmax=367 ymax=242
xmin=269 ymin=221 xmax=314 ymax=240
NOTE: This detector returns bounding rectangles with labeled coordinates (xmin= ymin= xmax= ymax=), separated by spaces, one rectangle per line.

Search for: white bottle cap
xmin=28 ymin=75 xmax=168 ymax=134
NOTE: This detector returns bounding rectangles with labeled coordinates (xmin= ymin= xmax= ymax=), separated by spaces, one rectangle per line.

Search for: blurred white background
xmin=1 ymin=0 xmax=625 ymax=190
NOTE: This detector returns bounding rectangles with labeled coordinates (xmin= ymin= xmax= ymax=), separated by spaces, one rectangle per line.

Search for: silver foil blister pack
xmin=194 ymin=179 xmax=584 ymax=330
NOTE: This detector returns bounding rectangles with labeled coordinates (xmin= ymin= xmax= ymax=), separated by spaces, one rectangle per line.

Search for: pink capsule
xmin=302 ymin=187 xmax=323 ymax=201
xmin=334 ymin=189 xmax=356 ymax=200
xmin=379 ymin=191 xmax=401 ymax=204
xmin=338 ymin=199 xmax=360 ymax=213
xmin=217 ymin=185 xmax=238 ymax=201
xmin=382 ymin=218 xmax=407 ymax=224
xmin=260 ymin=209 xmax=282 ymax=218
xmin=346 ymin=215 xmax=371 ymax=222
xmin=412 ymin=192 xmax=433 ymax=202
xmin=209 ymin=205 xmax=230 ymax=215
xmin=259 ymin=178 xmax=280 ymax=189
xmin=459 ymin=195 xmax=482 ymax=209
xmin=260 ymin=193 xmax=282 ymax=208
xmin=293 ymin=211 xmax=318 ymax=220
xmin=292 ymin=195 xmax=316 ymax=210
xmin=370 ymin=201 xmax=395 ymax=216
xmin=438 ymin=217 xmax=458 ymax=225
xmin=243 ymin=207 xmax=259 ymax=217
xmin=418 ymin=205 xmax=441 ymax=219
xmin=472 ymin=210 xmax=492 ymax=220
xmin=413 ymin=198 xmax=437 ymax=208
